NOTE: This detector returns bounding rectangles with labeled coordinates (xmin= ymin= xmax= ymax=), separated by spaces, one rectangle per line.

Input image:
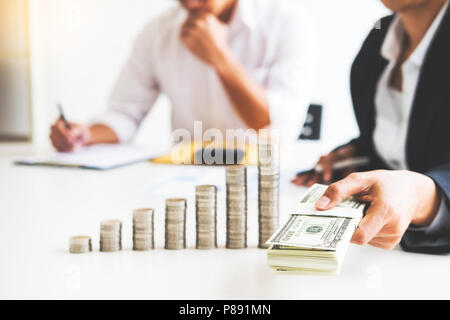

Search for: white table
xmin=0 ymin=143 xmax=449 ymax=300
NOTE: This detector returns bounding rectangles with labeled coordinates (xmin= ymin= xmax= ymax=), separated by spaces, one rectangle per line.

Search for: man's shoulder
xmin=253 ymin=0 xmax=305 ymax=19
xmin=250 ymin=0 xmax=308 ymax=29
xmin=139 ymin=5 xmax=186 ymax=38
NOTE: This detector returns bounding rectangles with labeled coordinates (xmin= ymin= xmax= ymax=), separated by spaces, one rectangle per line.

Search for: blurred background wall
xmin=0 ymin=0 xmax=32 ymax=141
xmin=9 ymin=0 xmax=389 ymax=148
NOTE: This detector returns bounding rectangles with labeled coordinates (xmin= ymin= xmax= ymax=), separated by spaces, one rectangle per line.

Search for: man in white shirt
xmin=50 ymin=0 xmax=312 ymax=152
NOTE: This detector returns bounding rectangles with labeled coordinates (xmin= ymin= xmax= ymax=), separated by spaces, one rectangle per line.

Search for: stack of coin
xmin=100 ymin=220 xmax=122 ymax=252
xmin=258 ymin=139 xmax=280 ymax=248
xmin=69 ymin=236 xmax=92 ymax=254
xmin=226 ymin=165 xmax=247 ymax=249
xmin=196 ymin=185 xmax=217 ymax=250
xmin=133 ymin=208 xmax=155 ymax=251
xmin=165 ymin=199 xmax=187 ymax=250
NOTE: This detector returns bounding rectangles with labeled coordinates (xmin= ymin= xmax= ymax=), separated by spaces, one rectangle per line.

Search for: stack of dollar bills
xmin=266 ymin=184 xmax=365 ymax=275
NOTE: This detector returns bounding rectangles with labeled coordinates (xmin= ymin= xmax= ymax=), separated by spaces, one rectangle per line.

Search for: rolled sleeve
xmin=91 ymin=110 xmax=139 ymax=144
xmin=265 ymin=6 xmax=315 ymax=142
xmin=92 ymin=21 xmax=161 ymax=143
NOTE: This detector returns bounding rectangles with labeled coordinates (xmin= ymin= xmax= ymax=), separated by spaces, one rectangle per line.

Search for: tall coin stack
xmin=195 ymin=185 xmax=217 ymax=250
xmin=100 ymin=220 xmax=122 ymax=252
xmin=133 ymin=208 xmax=155 ymax=251
xmin=258 ymin=139 xmax=280 ymax=248
xmin=69 ymin=236 xmax=92 ymax=254
xmin=226 ymin=165 xmax=248 ymax=249
xmin=165 ymin=199 xmax=187 ymax=250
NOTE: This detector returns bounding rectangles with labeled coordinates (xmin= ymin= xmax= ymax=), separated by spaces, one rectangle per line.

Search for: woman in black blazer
xmin=293 ymin=0 xmax=450 ymax=254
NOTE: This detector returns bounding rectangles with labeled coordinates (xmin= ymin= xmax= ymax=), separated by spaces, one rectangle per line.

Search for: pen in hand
xmin=57 ymin=103 xmax=72 ymax=130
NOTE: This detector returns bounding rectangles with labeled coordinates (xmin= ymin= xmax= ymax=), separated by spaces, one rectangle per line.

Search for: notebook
xmin=15 ymin=144 xmax=168 ymax=170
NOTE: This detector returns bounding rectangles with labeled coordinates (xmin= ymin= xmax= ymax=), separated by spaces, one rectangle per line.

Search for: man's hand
xmin=50 ymin=120 xmax=91 ymax=152
xmin=315 ymin=170 xmax=441 ymax=250
xmin=180 ymin=12 xmax=230 ymax=68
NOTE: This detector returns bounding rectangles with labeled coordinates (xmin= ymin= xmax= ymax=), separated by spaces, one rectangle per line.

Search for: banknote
xmin=290 ymin=184 xmax=365 ymax=220
xmin=266 ymin=184 xmax=366 ymax=274
xmin=266 ymin=214 xmax=355 ymax=250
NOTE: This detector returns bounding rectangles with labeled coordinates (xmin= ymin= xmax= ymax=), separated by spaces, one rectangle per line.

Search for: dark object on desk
xmin=194 ymin=148 xmax=246 ymax=166
xmin=299 ymin=104 xmax=322 ymax=140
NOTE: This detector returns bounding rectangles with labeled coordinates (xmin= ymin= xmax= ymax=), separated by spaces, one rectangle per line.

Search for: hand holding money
xmin=266 ymin=184 xmax=365 ymax=274
xmin=316 ymin=170 xmax=441 ymax=250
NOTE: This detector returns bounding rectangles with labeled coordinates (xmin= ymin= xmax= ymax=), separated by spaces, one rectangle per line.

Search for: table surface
xmin=0 ymin=143 xmax=449 ymax=300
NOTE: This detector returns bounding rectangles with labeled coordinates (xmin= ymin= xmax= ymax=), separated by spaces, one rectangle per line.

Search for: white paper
xmin=16 ymin=144 xmax=168 ymax=170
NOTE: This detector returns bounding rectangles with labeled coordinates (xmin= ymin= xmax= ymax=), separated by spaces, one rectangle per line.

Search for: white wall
xmin=28 ymin=0 xmax=389 ymax=148
xmin=0 ymin=0 xmax=31 ymax=139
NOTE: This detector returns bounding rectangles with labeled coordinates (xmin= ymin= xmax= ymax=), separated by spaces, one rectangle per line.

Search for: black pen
xmin=57 ymin=104 xmax=72 ymax=130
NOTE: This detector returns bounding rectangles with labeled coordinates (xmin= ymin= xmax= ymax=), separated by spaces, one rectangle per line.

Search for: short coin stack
xmin=69 ymin=236 xmax=92 ymax=254
xmin=226 ymin=165 xmax=248 ymax=249
xmin=100 ymin=220 xmax=122 ymax=252
xmin=165 ymin=199 xmax=187 ymax=250
xmin=133 ymin=208 xmax=155 ymax=251
xmin=196 ymin=185 xmax=217 ymax=250
xmin=258 ymin=139 xmax=280 ymax=249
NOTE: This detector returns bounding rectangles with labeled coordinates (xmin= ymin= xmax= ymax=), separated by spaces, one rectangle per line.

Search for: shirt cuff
xmin=408 ymin=192 xmax=450 ymax=236
xmin=91 ymin=110 xmax=138 ymax=144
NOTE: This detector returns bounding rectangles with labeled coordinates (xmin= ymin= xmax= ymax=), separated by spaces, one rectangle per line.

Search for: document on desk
xmin=15 ymin=144 xmax=168 ymax=170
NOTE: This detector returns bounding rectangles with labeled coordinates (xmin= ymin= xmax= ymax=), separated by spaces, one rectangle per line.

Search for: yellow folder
xmin=151 ymin=141 xmax=258 ymax=166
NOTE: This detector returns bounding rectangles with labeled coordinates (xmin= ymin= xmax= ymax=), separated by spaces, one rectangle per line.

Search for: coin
xmin=69 ymin=236 xmax=92 ymax=254
xmin=195 ymin=185 xmax=217 ymax=250
xmin=133 ymin=208 xmax=155 ymax=251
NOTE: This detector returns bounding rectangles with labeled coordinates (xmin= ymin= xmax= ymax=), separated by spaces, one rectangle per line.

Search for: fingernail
xmin=316 ymin=196 xmax=331 ymax=209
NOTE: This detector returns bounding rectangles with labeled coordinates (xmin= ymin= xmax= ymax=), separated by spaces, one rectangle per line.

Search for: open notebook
xmin=15 ymin=144 xmax=169 ymax=170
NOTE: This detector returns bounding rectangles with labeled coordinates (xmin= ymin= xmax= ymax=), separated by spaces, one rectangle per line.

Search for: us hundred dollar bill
xmin=266 ymin=184 xmax=365 ymax=251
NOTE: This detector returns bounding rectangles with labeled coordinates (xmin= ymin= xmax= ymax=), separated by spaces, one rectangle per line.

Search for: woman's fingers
xmin=317 ymin=156 xmax=334 ymax=183
xmin=351 ymin=201 xmax=386 ymax=245
xmin=292 ymin=171 xmax=322 ymax=187
xmin=316 ymin=172 xmax=372 ymax=210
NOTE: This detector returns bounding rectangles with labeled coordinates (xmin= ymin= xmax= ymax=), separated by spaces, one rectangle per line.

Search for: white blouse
xmin=374 ymin=1 xmax=449 ymax=170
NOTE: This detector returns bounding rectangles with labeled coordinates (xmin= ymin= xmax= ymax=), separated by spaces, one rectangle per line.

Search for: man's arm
xmin=180 ymin=13 xmax=269 ymax=129
xmin=91 ymin=23 xmax=161 ymax=144
xmin=180 ymin=10 xmax=313 ymax=136
xmin=50 ymin=23 xmax=161 ymax=152
xmin=214 ymin=49 xmax=270 ymax=130
xmin=50 ymin=121 xmax=118 ymax=152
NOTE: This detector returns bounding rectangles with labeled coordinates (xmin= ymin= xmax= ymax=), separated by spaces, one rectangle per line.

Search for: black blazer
xmin=348 ymin=7 xmax=450 ymax=254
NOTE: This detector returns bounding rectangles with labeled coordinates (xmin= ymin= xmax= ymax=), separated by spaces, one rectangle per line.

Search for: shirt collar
xmin=381 ymin=0 xmax=449 ymax=67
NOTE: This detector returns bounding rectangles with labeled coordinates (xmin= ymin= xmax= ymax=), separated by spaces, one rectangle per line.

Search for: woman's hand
xmin=291 ymin=143 xmax=358 ymax=187
xmin=315 ymin=170 xmax=441 ymax=250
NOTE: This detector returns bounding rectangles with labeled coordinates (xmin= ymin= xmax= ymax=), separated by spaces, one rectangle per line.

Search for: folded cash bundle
xmin=266 ymin=184 xmax=365 ymax=275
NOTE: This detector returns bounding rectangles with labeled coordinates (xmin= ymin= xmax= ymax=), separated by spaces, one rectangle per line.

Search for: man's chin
xmin=186 ymin=8 xmax=212 ymax=16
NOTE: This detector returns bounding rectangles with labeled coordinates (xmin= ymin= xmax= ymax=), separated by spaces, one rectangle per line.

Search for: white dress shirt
xmin=94 ymin=0 xmax=312 ymax=143
xmin=374 ymin=1 xmax=449 ymax=170
xmin=374 ymin=1 xmax=449 ymax=232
